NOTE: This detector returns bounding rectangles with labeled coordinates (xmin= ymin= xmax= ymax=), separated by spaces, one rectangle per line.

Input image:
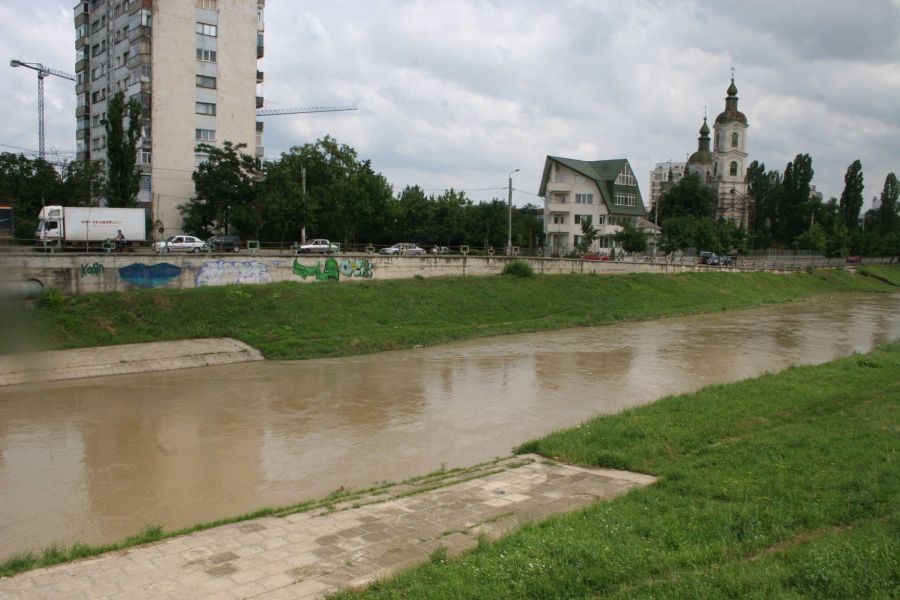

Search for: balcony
xmin=256 ymin=70 xmax=264 ymax=83
xmin=255 ymin=145 xmax=264 ymax=158
xmin=127 ymin=52 xmax=150 ymax=69
xmin=257 ymin=33 xmax=264 ymax=58
xmin=128 ymin=0 xmax=151 ymax=15
xmin=76 ymin=104 xmax=90 ymax=118
xmin=128 ymin=24 xmax=150 ymax=42
xmin=545 ymin=181 xmax=572 ymax=193
xmin=75 ymin=58 xmax=88 ymax=73
xmin=256 ymin=96 xmax=264 ymax=109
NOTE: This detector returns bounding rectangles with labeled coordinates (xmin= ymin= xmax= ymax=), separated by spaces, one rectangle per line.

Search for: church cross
xmin=730 ymin=66 xmax=736 ymax=80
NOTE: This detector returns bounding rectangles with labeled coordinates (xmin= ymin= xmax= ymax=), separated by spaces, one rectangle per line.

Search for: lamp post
xmin=507 ymin=168 xmax=519 ymax=256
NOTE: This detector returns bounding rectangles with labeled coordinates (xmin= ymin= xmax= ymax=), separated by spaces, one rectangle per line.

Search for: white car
xmin=297 ymin=238 xmax=340 ymax=254
xmin=153 ymin=235 xmax=209 ymax=253
xmin=380 ymin=243 xmax=427 ymax=256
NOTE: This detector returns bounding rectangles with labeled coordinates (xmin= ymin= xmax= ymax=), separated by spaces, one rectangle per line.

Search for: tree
xmin=577 ymin=218 xmax=598 ymax=253
xmin=104 ymin=91 xmax=142 ymax=207
xmin=776 ymin=154 xmax=814 ymax=245
xmin=796 ymin=223 xmax=828 ymax=254
xmin=657 ymin=172 xmax=718 ymax=222
xmin=62 ymin=159 xmax=104 ymax=207
xmin=839 ymin=160 xmax=864 ymax=230
xmin=183 ymin=141 xmax=261 ymax=238
xmin=874 ymin=172 xmax=898 ymax=234
xmin=0 ymin=152 xmax=64 ymax=239
xmin=613 ymin=220 xmax=647 ymax=254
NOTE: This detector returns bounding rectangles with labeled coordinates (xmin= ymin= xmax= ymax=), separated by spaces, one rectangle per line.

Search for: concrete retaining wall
xmin=0 ymin=252 xmax=754 ymax=296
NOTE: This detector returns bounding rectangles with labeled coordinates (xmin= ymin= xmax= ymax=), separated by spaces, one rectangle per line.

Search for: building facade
xmin=539 ymin=156 xmax=648 ymax=256
xmin=74 ymin=0 xmax=264 ymax=237
xmin=648 ymin=161 xmax=686 ymax=218
xmin=685 ymin=78 xmax=751 ymax=227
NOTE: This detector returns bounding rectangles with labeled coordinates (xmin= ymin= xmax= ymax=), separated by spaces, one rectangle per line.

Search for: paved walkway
xmin=0 ymin=338 xmax=262 ymax=386
xmin=0 ymin=455 xmax=655 ymax=599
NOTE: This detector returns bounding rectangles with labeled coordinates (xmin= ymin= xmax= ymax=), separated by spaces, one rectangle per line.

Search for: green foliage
xmin=103 ymin=91 xmax=142 ymax=208
xmin=839 ymin=159 xmax=865 ymax=230
xmin=796 ymin=222 xmax=828 ymax=252
xmin=0 ymin=152 xmax=64 ymax=239
xmin=657 ymin=172 xmax=717 ymax=222
xmin=576 ymin=219 xmax=598 ymax=253
xmin=612 ymin=220 xmax=647 ymax=253
xmin=501 ymin=260 xmax=534 ymax=278
xmin=874 ymin=172 xmax=899 ymax=235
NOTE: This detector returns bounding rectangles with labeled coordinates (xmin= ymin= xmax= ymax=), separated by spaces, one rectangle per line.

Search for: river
xmin=0 ymin=292 xmax=897 ymax=559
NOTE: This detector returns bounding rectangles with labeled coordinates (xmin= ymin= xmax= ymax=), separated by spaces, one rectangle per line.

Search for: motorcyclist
xmin=114 ymin=230 xmax=126 ymax=252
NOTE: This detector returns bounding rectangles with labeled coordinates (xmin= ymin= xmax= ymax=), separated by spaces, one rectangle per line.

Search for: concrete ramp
xmin=0 ymin=338 xmax=263 ymax=386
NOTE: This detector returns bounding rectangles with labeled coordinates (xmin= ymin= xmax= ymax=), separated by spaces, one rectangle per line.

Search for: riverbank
xmin=332 ymin=340 xmax=900 ymax=599
xmin=4 ymin=268 xmax=897 ymax=359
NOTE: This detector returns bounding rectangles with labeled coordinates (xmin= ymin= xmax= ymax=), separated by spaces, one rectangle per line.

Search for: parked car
xmin=699 ymin=251 xmax=714 ymax=264
xmin=846 ymin=255 xmax=861 ymax=264
xmin=380 ymin=243 xmax=427 ymax=256
xmin=432 ymin=246 xmax=450 ymax=254
xmin=208 ymin=234 xmax=242 ymax=252
xmin=583 ymin=253 xmax=610 ymax=261
xmin=298 ymin=238 xmax=340 ymax=254
xmin=153 ymin=235 xmax=208 ymax=253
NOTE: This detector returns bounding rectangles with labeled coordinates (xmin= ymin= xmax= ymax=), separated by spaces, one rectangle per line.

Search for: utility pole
xmin=507 ymin=168 xmax=519 ymax=256
xmin=301 ymin=166 xmax=307 ymax=244
xmin=9 ymin=59 xmax=76 ymax=160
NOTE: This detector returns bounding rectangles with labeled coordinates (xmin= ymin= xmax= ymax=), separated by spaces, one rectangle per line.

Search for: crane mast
xmin=256 ymin=105 xmax=358 ymax=117
xmin=9 ymin=59 xmax=76 ymax=160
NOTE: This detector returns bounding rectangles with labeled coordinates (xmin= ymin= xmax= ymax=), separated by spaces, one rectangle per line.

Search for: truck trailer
xmin=35 ymin=205 xmax=147 ymax=249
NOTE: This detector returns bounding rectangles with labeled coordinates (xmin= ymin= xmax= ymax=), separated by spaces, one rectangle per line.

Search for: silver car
xmin=380 ymin=243 xmax=426 ymax=256
xmin=153 ymin=235 xmax=209 ymax=253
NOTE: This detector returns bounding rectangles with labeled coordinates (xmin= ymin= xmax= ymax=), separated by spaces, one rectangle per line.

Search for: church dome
xmin=687 ymin=149 xmax=713 ymax=165
xmin=727 ymin=79 xmax=738 ymax=97
xmin=716 ymin=78 xmax=748 ymax=125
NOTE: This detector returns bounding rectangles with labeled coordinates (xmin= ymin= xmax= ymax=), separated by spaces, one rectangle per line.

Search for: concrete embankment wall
xmin=0 ymin=253 xmax=757 ymax=296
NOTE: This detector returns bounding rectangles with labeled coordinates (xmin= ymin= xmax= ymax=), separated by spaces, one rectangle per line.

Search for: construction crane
xmin=255 ymin=105 xmax=357 ymax=117
xmin=9 ymin=59 xmax=76 ymax=160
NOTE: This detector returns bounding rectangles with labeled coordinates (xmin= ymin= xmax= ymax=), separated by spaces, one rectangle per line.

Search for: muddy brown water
xmin=0 ymin=293 xmax=898 ymax=560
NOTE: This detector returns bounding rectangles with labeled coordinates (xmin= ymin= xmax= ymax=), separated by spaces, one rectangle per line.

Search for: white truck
xmin=35 ymin=205 xmax=147 ymax=249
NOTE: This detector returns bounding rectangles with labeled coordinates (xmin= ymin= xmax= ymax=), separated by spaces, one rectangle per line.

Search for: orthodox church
xmin=686 ymin=77 xmax=751 ymax=227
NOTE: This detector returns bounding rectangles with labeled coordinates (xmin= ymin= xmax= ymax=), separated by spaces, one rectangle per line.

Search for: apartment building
xmin=648 ymin=161 xmax=685 ymax=218
xmin=538 ymin=156 xmax=648 ymax=256
xmin=74 ymin=0 xmax=265 ymax=237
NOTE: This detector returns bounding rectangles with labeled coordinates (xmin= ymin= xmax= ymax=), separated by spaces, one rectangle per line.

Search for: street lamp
xmin=507 ymin=168 xmax=519 ymax=256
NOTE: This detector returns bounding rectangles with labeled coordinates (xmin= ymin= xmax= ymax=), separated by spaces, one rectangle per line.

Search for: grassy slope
xmin=334 ymin=342 xmax=900 ymax=599
xmin=10 ymin=268 xmax=896 ymax=359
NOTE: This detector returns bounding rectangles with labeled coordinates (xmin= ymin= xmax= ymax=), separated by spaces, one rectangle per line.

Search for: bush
xmin=502 ymin=260 xmax=534 ymax=277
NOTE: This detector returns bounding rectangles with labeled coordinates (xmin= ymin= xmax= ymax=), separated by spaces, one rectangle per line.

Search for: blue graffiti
xmin=118 ymin=263 xmax=182 ymax=288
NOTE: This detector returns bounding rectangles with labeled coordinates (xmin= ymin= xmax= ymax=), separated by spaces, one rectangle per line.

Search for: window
xmin=732 ymin=132 xmax=739 ymax=147
xmin=615 ymin=165 xmax=636 ymax=186
xmin=196 ymin=101 xmax=216 ymax=115
xmin=573 ymin=235 xmax=582 ymax=247
xmin=552 ymin=214 xmax=566 ymax=225
xmin=195 ymin=128 xmax=216 ymax=142
xmin=575 ymin=193 xmax=593 ymax=204
xmin=596 ymin=214 xmax=606 ymax=225
xmin=139 ymin=150 xmax=151 ymax=165
xmin=196 ymin=75 xmax=216 ymax=88
xmin=730 ymin=161 xmax=738 ymax=176
xmin=613 ymin=193 xmax=636 ymax=207
xmin=91 ymin=64 xmax=106 ymax=80
xmin=197 ymin=0 xmax=217 ymax=8
xmin=195 ymin=153 xmax=209 ymax=166
xmin=574 ymin=215 xmax=592 ymax=225
xmin=553 ymin=193 xmax=568 ymax=203
xmin=196 ymin=48 xmax=217 ymax=62
xmin=196 ymin=22 xmax=217 ymax=36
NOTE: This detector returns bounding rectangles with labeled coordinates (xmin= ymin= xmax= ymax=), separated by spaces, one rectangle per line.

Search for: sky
xmin=1 ymin=0 xmax=898 ymax=210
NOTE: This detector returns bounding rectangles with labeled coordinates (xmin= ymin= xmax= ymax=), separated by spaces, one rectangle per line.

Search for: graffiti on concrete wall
xmin=196 ymin=260 xmax=273 ymax=287
xmin=80 ymin=262 xmax=104 ymax=277
xmin=339 ymin=257 xmax=375 ymax=278
xmin=293 ymin=257 xmax=339 ymax=281
xmin=118 ymin=263 xmax=182 ymax=288
xmin=293 ymin=257 xmax=374 ymax=281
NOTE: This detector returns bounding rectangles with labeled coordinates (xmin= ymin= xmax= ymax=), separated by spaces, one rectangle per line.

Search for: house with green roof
xmin=538 ymin=156 xmax=647 ymax=256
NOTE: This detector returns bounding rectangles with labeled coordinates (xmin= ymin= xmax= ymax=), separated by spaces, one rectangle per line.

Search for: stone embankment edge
xmin=0 ymin=338 xmax=263 ymax=386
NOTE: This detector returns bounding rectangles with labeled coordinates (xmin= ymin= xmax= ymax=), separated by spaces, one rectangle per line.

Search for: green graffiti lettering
xmin=80 ymin=262 xmax=105 ymax=277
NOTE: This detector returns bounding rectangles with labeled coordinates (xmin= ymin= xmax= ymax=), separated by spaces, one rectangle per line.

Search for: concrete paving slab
xmin=0 ymin=455 xmax=656 ymax=599
xmin=0 ymin=338 xmax=263 ymax=386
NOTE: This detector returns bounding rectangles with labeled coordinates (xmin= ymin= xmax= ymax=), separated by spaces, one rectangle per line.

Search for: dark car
xmin=208 ymin=235 xmax=242 ymax=252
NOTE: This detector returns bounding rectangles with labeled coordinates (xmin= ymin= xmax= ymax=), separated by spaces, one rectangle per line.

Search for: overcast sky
xmin=1 ymin=0 xmax=898 ymax=209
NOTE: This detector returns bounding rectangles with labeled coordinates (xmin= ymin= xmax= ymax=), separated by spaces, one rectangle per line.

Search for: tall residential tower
xmin=74 ymin=0 xmax=265 ymax=236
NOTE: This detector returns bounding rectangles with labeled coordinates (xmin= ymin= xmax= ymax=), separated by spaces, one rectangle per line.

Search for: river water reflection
xmin=0 ymin=293 xmax=898 ymax=559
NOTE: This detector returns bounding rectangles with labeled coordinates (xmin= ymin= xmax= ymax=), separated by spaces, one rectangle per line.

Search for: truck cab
xmin=35 ymin=206 xmax=64 ymax=242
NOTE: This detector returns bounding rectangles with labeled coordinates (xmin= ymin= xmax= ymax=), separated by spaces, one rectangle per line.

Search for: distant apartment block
xmin=648 ymin=161 xmax=686 ymax=218
xmin=74 ymin=0 xmax=265 ymax=236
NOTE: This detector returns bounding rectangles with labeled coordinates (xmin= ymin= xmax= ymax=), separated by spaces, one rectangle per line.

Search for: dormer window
xmin=615 ymin=164 xmax=635 ymax=186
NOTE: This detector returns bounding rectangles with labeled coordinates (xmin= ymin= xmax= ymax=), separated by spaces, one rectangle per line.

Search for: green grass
xmin=859 ymin=264 xmax=900 ymax=286
xmin=330 ymin=342 xmax=900 ymax=599
xmin=4 ymin=268 xmax=896 ymax=359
